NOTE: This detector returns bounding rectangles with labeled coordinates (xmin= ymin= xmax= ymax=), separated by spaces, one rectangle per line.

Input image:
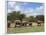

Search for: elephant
xmin=7 ymin=21 xmax=11 ymax=28
xmin=14 ymin=20 xmax=21 ymax=28
xmin=29 ymin=22 xmax=32 ymax=27
xmin=22 ymin=21 xmax=28 ymax=27
xmin=36 ymin=20 xmax=43 ymax=26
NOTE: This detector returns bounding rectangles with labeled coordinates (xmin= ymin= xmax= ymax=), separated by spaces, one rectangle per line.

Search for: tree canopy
xmin=7 ymin=11 xmax=25 ymax=21
xmin=7 ymin=11 xmax=44 ymax=22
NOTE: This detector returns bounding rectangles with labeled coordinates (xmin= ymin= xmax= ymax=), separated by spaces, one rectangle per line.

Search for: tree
xmin=28 ymin=16 xmax=35 ymax=22
xmin=19 ymin=14 xmax=25 ymax=22
xmin=7 ymin=11 xmax=16 ymax=21
xmin=7 ymin=11 xmax=25 ymax=22
xmin=36 ymin=15 xmax=44 ymax=22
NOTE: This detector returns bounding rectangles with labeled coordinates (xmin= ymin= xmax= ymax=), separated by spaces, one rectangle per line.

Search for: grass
xmin=7 ymin=25 xmax=44 ymax=33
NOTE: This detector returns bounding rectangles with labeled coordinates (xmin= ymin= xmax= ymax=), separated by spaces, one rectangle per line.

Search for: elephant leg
xmin=8 ymin=23 xmax=10 ymax=28
xmin=37 ymin=24 xmax=41 ymax=26
xmin=29 ymin=24 xmax=32 ymax=27
xmin=37 ymin=24 xmax=39 ymax=26
xmin=40 ymin=24 xmax=41 ymax=26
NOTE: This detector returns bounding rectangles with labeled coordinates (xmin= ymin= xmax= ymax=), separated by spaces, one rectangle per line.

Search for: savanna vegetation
xmin=7 ymin=11 xmax=44 ymax=33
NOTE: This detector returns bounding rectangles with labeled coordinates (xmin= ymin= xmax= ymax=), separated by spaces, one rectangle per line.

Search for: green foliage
xmin=7 ymin=11 xmax=25 ymax=21
xmin=7 ymin=11 xmax=44 ymax=22
xmin=7 ymin=25 xmax=44 ymax=33
xmin=28 ymin=16 xmax=35 ymax=22
xmin=36 ymin=15 xmax=44 ymax=21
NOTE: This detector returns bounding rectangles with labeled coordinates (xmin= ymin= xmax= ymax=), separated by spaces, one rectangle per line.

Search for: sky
xmin=7 ymin=1 xmax=44 ymax=17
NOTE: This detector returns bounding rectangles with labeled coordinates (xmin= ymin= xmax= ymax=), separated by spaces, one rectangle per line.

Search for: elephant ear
xmin=37 ymin=20 xmax=43 ymax=23
xmin=37 ymin=20 xmax=41 ymax=23
xmin=7 ymin=20 xmax=11 ymax=23
xmin=15 ymin=20 xmax=21 ymax=23
xmin=22 ymin=21 xmax=27 ymax=23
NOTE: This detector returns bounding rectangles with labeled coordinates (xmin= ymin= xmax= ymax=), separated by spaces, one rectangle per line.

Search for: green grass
xmin=7 ymin=25 xmax=44 ymax=33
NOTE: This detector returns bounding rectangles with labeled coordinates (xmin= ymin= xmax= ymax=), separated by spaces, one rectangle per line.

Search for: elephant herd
xmin=7 ymin=20 xmax=43 ymax=28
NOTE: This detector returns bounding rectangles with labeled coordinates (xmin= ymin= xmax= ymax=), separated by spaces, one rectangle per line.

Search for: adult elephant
xmin=7 ymin=21 xmax=11 ymax=28
xmin=28 ymin=22 xmax=32 ymax=27
xmin=14 ymin=20 xmax=21 ymax=28
xmin=22 ymin=21 xmax=28 ymax=27
xmin=37 ymin=20 xmax=43 ymax=26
